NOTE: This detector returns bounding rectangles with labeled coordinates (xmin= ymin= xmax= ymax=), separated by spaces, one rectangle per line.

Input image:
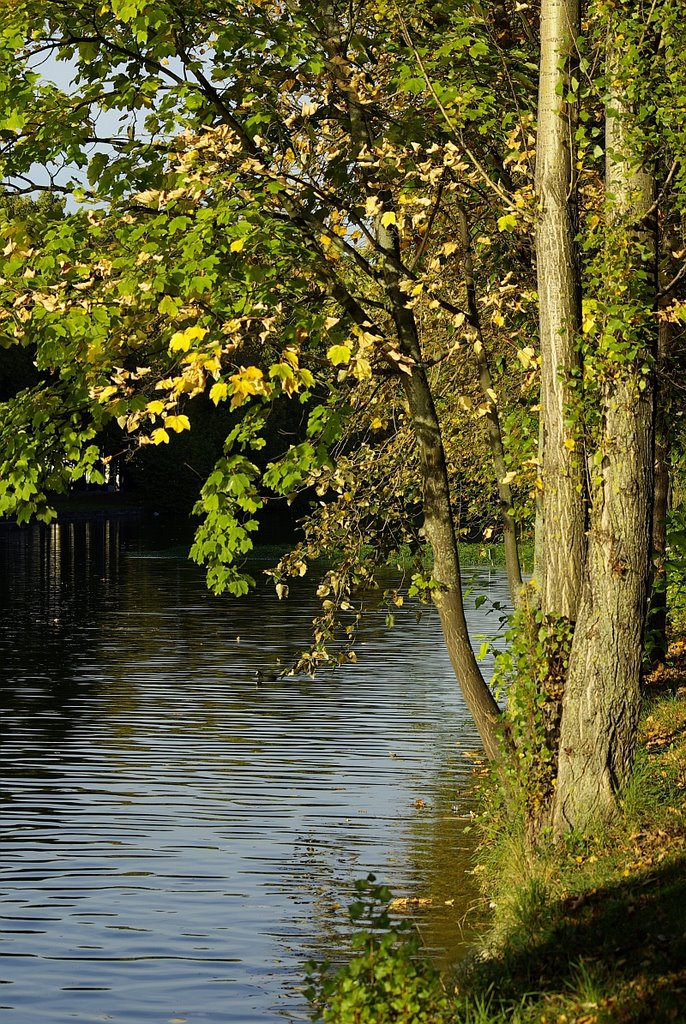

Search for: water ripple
xmin=0 ymin=520 xmax=509 ymax=1023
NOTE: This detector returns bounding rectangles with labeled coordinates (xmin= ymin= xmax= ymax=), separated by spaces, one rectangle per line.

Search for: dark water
xmin=0 ymin=519 xmax=509 ymax=1023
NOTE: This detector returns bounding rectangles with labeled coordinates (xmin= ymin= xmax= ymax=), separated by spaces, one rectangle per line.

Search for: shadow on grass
xmin=463 ymin=855 xmax=686 ymax=1022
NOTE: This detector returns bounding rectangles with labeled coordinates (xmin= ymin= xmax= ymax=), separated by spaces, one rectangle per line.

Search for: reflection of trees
xmin=0 ymin=522 xmax=507 ymax=1014
xmin=0 ymin=521 xmax=123 ymax=742
xmin=394 ymin=567 xmax=512 ymax=968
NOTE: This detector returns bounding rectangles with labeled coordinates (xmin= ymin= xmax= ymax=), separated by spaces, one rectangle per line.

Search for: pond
xmin=0 ymin=518 xmax=509 ymax=1023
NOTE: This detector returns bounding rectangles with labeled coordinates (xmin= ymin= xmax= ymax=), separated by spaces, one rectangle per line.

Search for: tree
xmin=1 ymin=0 xmax=685 ymax=832
xmin=552 ymin=4 xmax=657 ymax=829
xmin=1 ymin=1 xmax=538 ymax=761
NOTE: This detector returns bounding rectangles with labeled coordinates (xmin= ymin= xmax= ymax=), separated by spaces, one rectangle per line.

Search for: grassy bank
xmin=458 ymin=539 xmax=535 ymax=576
xmin=308 ymin=644 xmax=686 ymax=1024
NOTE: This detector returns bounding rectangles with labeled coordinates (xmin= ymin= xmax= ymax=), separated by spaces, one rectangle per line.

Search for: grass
xmin=306 ymin=650 xmax=686 ymax=1023
xmin=453 ymin=647 xmax=686 ymax=1023
xmin=458 ymin=539 xmax=534 ymax=575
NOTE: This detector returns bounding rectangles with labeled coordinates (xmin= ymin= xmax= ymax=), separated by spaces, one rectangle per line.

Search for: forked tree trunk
xmin=535 ymin=0 xmax=585 ymax=622
xmin=553 ymin=42 xmax=656 ymax=831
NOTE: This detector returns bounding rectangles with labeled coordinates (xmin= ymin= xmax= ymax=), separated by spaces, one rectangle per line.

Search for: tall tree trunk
xmin=553 ymin=40 xmax=656 ymax=831
xmin=524 ymin=0 xmax=585 ymax=841
xmin=535 ymin=0 xmax=585 ymax=621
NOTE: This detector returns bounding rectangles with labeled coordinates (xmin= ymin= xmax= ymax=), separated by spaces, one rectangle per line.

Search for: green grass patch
xmin=458 ymin=539 xmax=534 ymax=575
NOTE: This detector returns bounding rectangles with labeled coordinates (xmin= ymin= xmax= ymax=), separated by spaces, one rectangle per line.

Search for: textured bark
xmin=535 ymin=0 xmax=585 ymax=620
xmin=553 ymin=379 xmax=654 ymax=828
xmin=553 ymin=41 xmax=656 ymax=832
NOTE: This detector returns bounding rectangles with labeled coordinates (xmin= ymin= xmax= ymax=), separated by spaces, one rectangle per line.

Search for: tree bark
xmin=535 ymin=0 xmax=585 ymax=621
xmin=553 ymin=378 xmax=654 ymax=828
xmin=401 ymin=353 xmax=504 ymax=763
xmin=553 ymin=39 xmax=656 ymax=831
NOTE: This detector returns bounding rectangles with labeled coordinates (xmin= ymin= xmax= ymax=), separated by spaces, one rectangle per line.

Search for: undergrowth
xmin=305 ymin=649 xmax=686 ymax=1024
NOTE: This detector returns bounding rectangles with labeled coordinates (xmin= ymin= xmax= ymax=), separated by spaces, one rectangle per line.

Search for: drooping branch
xmin=456 ymin=204 xmax=523 ymax=605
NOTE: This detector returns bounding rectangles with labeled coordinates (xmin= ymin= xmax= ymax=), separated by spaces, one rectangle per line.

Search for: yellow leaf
xmin=151 ymin=428 xmax=170 ymax=445
xmin=497 ymin=213 xmax=517 ymax=232
xmin=442 ymin=241 xmax=458 ymax=256
xmin=169 ymin=325 xmax=208 ymax=352
xmin=351 ymin=356 xmax=372 ymax=380
xmin=165 ymin=414 xmax=191 ymax=433
xmin=133 ymin=189 xmax=162 ymax=207
xmin=98 ymin=385 xmax=119 ymax=402
xmin=502 ymin=471 xmax=517 ymax=485
xmin=365 ymin=196 xmax=382 ymax=217
xmin=517 ymin=346 xmax=536 ymax=368
xmin=564 ymin=438 xmax=576 ymax=451
xmin=370 ymin=417 xmax=383 ymax=429
xmin=229 ymin=365 xmax=267 ymax=408
xmin=380 ymin=210 xmax=397 ymax=228
xmin=209 ymin=381 xmax=228 ymax=405
xmin=146 ymin=400 xmax=165 ymax=416
xmin=230 ymin=238 xmax=246 ymax=252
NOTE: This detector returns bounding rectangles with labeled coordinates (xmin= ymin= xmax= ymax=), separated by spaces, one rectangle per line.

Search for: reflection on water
xmin=0 ymin=519 xmax=509 ymax=1023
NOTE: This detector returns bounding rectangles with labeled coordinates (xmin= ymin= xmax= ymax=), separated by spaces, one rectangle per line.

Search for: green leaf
xmin=87 ymin=152 xmax=109 ymax=186
xmin=497 ymin=213 xmax=517 ymax=232
xmin=327 ymin=344 xmax=351 ymax=366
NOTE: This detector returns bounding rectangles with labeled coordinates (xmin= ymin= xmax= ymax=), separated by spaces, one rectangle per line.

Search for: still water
xmin=0 ymin=518 xmax=509 ymax=1023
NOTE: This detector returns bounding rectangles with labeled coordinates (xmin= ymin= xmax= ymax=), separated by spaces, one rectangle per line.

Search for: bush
xmin=304 ymin=876 xmax=450 ymax=1024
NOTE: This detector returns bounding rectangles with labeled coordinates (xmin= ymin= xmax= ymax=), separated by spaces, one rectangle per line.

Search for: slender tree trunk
xmin=535 ymin=0 xmax=585 ymax=621
xmin=523 ymin=0 xmax=585 ymax=841
xmin=553 ymin=40 xmax=656 ymax=831
xmin=457 ymin=206 xmax=523 ymax=606
xmin=386 ymin=255 xmax=503 ymax=762
xmin=402 ymin=354 xmax=503 ymax=762
xmin=320 ymin=4 xmax=503 ymax=760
